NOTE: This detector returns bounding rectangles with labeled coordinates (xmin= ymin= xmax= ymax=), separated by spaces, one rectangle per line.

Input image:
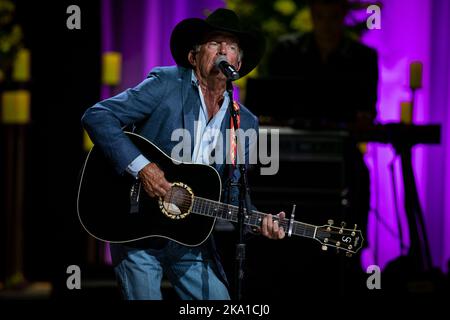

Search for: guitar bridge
xmin=129 ymin=180 xmax=141 ymax=214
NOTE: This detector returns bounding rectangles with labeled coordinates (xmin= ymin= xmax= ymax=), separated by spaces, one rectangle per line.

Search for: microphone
xmin=215 ymin=56 xmax=240 ymax=80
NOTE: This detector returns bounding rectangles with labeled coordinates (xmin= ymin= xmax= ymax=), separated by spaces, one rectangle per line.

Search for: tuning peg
xmin=327 ymin=219 xmax=334 ymax=226
xmin=353 ymin=224 xmax=358 ymax=230
xmin=346 ymin=252 xmax=353 ymax=258
xmin=341 ymin=221 xmax=347 ymax=228
xmin=321 ymin=245 xmax=328 ymax=251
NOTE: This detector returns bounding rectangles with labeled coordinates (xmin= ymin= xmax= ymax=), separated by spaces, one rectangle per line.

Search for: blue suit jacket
xmin=82 ymin=65 xmax=260 ymax=284
xmin=82 ymin=66 xmax=258 ymax=191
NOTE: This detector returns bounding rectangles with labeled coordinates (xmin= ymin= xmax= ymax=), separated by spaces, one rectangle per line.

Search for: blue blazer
xmin=82 ymin=66 xmax=258 ymax=190
xmin=82 ymin=66 xmax=260 ymax=283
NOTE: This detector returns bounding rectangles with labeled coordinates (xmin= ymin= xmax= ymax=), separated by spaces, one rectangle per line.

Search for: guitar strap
xmin=229 ymin=101 xmax=240 ymax=168
xmin=226 ymin=101 xmax=240 ymax=205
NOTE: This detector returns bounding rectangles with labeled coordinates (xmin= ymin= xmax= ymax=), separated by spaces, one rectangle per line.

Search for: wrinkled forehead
xmin=201 ymin=31 xmax=240 ymax=45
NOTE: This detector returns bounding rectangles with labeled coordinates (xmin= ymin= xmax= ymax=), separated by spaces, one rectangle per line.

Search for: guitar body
xmin=78 ymin=133 xmax=365 ymax=255
xmin=77 ymin=132 xmax=222 ymax=246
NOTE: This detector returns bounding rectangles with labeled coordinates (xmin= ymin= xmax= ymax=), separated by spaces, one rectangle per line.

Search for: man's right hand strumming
xmin=138 ymin=163 xmax=172 ymax=198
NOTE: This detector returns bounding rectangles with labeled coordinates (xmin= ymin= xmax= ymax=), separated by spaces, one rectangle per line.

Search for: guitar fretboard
xmin=191 ymin=196 xmax=320 ymax=240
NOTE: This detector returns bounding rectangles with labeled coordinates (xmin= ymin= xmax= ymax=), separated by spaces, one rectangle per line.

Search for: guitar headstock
xmin=315 ymin=220 xmax=364 ymax=256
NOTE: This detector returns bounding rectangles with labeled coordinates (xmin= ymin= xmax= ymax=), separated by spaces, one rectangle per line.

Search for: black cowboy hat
xmin=170 ymin=8 xmax=266 ymax=79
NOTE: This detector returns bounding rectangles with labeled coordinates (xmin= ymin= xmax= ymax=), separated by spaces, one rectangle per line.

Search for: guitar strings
xmin=165 ymin=193 xmax=359 ymax=233
xmin=165 ymin=192 xmax=287 ymax=223
xmin=163 ymin=190 xmax=294 ymax=233
xmin=163 ymin=193 xmax=355 ymax=245
xmin=161 ymin=193 xmax=355 ymax=251
xmin=163 ymin=192 xmax=302 ymax=230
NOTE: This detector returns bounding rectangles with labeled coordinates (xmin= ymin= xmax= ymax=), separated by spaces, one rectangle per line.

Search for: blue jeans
xmin=110 ymin=241 xmax=230 ymax=300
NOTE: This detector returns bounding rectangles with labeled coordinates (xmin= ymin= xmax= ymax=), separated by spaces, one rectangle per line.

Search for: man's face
xmin=189 ymin=32 xmax=242 ymax=81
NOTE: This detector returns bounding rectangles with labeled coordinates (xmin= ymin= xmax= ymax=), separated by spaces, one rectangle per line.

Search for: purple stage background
xmin=101 ymin=0 xmax=450 ymax=272
xmin=359 ymin=0 xmax=450 ymax=272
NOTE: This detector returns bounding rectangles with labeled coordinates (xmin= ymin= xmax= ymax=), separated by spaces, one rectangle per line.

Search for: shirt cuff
xmin=126 ymin=154 xmax=150 ymax=178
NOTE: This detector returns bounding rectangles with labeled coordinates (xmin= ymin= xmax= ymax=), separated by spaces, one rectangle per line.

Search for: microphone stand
xmin=226 ymin=79 xmax=253 ymax=301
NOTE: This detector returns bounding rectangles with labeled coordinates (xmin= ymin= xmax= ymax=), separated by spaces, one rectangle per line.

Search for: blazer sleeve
xmin=81 ymin=68 xmax=168 ymax=174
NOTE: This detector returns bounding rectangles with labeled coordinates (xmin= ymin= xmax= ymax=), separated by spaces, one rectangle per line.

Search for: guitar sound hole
xmin=162 ymin=184 xmax=193 ymax=218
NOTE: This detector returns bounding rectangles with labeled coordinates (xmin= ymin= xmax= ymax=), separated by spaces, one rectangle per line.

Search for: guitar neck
xmin=192 ymin=197 xmax=319 ymax=240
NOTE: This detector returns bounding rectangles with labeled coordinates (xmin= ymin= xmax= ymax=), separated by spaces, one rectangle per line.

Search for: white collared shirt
xmin=191 ymin=71 xmax=229 ymax=165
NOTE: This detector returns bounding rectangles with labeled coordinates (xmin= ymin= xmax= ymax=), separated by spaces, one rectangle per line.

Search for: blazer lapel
xmin=180 ymin=68 xmax=200 ymax=159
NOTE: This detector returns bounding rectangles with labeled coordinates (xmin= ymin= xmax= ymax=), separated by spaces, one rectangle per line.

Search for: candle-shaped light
xmin=102 ymin=52 xmax=122 ymax=86
xmin=400 ymin=101 xmax=412 ymax=124
xmin=1 ymin=90 xmax=31 ymax=124
xmin=357 ymin=142 xmax=368 ymax=155
xmin=83 ymin=129 xmax=94 ymax=152
xmin=1 ymin=91 xmax=15 ymax=123
xmin=409 ymin=61 xmax=423 ymax=90
xmin=12 ymin=48 xmax=31 ymax=82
